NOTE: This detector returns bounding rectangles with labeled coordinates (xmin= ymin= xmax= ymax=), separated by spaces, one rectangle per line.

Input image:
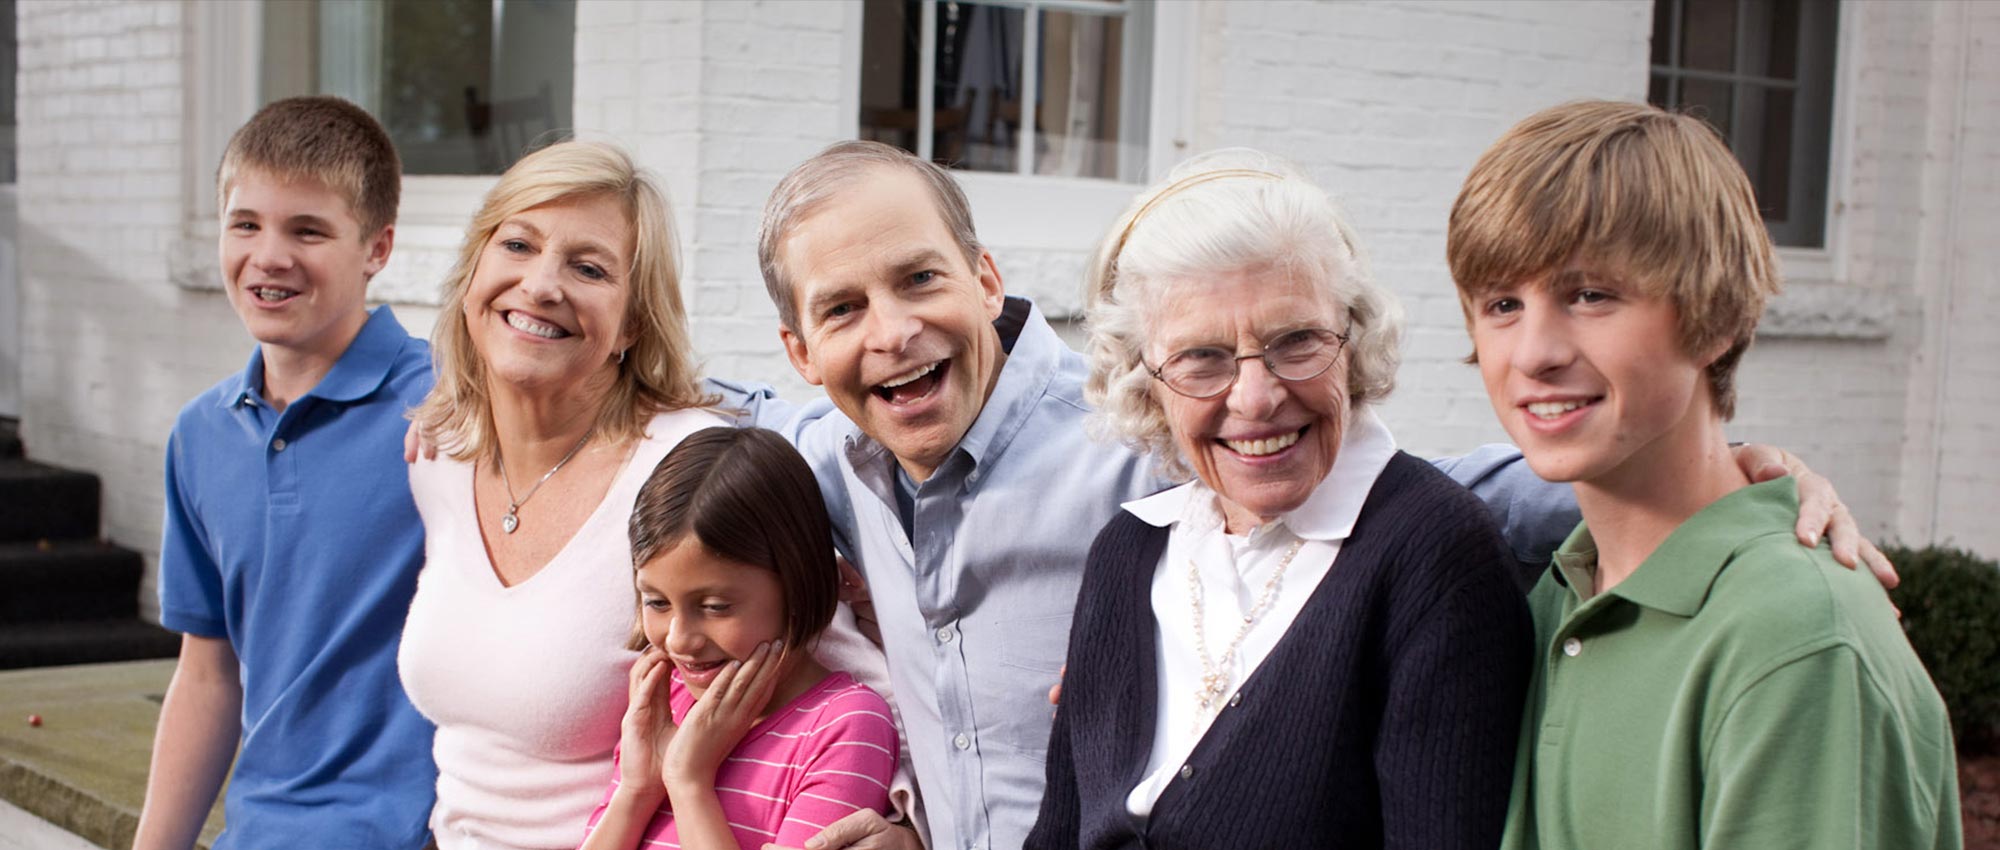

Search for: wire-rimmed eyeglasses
xmin=1145 ymin=328 xmax=1350 ymax=399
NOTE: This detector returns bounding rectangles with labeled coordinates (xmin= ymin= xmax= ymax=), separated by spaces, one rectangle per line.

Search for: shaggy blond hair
xmin=412 ymin=141 xmax=711 ymax=460
xmin=1083 ymin=149 xmax=1404 ymax=478
xmin=217 ymin=96 xmax=401 ymax=237
xmin=1447 ymin=100 xmax=1780 ymax=419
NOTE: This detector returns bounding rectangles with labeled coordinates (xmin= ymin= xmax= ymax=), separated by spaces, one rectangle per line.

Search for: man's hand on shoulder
xmin=761 ymin=810 xmax=924 ymax=850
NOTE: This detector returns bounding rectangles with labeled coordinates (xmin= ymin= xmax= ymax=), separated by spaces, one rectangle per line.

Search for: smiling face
xmin=776 ymin=167 xmax=1007 ymax=482
xmin=462 ymin=193 xmax=638 ymax=396
xmin=1149 ymin=268 xmax=1351 ymax=533
xmin=637 ymin=537 xmax=792 ymax=700
xmin=220 ymin=169 xmax=391 ymax=363
xmin=1469 ymin=262 xmax=1717 ymax=489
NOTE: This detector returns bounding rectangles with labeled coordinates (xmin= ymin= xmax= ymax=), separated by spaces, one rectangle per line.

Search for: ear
xmin=975 ymin=250 xmax=1006 ymax=320
xmin=780 ymin=325 xmax=824 ymax=387
xmin=361 ymin=224 xmax=395 ymax=279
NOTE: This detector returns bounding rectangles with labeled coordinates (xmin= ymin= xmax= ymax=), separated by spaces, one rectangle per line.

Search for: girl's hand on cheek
xmin=616 ymin=646 xmax=673 ymax=801
xmin=662 ymin=640 xmax=785 ymax=791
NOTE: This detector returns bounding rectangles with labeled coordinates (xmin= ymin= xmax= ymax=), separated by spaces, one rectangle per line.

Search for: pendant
xmin=501 ymin=511 xmax=519 ymax=534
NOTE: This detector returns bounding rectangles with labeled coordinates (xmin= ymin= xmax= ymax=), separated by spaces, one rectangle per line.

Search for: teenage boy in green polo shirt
xmin=1449 ymin=100 xmax=1960 ymax=850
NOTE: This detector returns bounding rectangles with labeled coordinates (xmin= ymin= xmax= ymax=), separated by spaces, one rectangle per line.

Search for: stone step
xmin=0 ymin=541 xmax=147 ymax=625
xmin=0 ymin=620 xmax=181 ymax=671
xmin=0 ymin=459 xmax=100 ymax=543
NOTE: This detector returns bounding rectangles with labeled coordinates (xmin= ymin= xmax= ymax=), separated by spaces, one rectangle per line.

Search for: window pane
xmin=1650 ymin=0 xmax=1674 ymax=67
xmin=1679 ymin=77 xmax=1734 ymax=142
xmin=937 ymin=2 xmax=1026 ymax=174
xmin=1679 ymin=0 xmax=1737 ymax=72
xmin=859 ymin=0 xmax=1152 ymax=183
xmin=1034 ymin=8 xmax=1150 ymax=181
xmin=1751 ymin=86 xmax=1796 ymax=222
xmin=261 ymin=0 xmax=575 ymax=175
xmin=1749 ymin=0 xmax=1803 ymax=82
xmin=0 ymin=0 xmax=14 ymax=184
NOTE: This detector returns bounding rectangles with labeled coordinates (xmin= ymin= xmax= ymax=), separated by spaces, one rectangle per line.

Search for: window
xmin=1649 ymin=0 xmax=1838 ymax=248
xmin=0 ymin=0 xmax=15 ymax=184
xmin=260 ymin=0 xmax=576 ymax=175
xmin=859 ymin=0 xmax=1154 ymax=183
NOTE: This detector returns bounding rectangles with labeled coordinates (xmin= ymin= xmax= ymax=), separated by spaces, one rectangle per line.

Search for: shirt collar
xmin=1121 ymin=406 xmax=1398 ymax=542
xmin=1549 ymin=476 xmax=1801 ymax=617
xmin=842 ymin=296 xmax=1060 ymax=479
xmin=218 ymin=305 xmax=410 ymax=409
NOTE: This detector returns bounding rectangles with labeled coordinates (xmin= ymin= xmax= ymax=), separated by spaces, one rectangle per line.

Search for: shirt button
xmin=936 ymin=626 xmax=954 ymax=643
xmin=1562 ymin=637 xmax=1583 ymax=657
xmin=272 ymin=438 xmax=288 ymax=452
xmin=1178 ymin=764 xmax=1194 ymax=780
xmin=953 ymin=733 xmax=970 ymax=750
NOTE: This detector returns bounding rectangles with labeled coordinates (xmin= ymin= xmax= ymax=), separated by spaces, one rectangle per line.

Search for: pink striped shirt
xmin=581 ymin=671 xmax=899 ymax=849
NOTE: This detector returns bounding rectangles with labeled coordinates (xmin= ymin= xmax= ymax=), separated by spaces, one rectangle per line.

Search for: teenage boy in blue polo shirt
xmin=134 ymin=96 xmax=437 ymax=850
xmin=1451 ymin=101 xmax=1959 ymax=849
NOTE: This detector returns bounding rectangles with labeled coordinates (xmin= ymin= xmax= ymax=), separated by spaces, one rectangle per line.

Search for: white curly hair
xmin=1082 ymin=148 xmax=1405 ymax=479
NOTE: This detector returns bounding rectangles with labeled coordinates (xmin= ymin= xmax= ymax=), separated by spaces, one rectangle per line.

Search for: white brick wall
xmin=15 ymin=0 xmax=244 ymax=619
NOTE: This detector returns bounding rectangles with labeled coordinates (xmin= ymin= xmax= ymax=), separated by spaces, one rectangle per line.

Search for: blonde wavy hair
xmin=411 ymin=141 xmax=712 ymax=461
xmin=1083 ymin=149 xmax=1404 ymax=479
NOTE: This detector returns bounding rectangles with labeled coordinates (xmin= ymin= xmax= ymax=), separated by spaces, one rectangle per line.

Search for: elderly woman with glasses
xmin=1026 ymin=151 xmax=1532 ymax=849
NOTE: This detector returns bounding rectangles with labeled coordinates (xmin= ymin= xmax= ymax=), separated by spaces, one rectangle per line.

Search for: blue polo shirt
xmin=159 ymin=306 xmax=437 ymax=849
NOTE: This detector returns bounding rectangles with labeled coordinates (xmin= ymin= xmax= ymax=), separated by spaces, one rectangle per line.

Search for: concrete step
xmin=0 ymin=459 xmax=100 ymax=543
xmin=0 ymin=541 xmax=146 ymax=625
xmin=0 ymin=620 xmax=181 ymax=671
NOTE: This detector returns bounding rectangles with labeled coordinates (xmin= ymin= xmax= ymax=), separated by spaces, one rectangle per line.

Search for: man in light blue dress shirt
xmin=743 ymin=141 xmax=1869 ymax=850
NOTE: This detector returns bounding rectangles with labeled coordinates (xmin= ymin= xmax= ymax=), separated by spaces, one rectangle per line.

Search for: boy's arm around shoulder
xmin=132 ymin=635 xmax=242 ymax=850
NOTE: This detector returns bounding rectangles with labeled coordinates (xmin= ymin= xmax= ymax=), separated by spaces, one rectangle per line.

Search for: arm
xmin=132 ymin=635 xmax=241 ymax=850
xmin=1374 ymin=560 xmax=1534 ymax=850
xmin=1432 ymin=444 xmax=1892 ymax=585
xmin=580 ymin=650 xmax=674 ymax=850
xmin=662 ymin=643 xmax=788 ymax=850
xmin=769 ymin=694 xmax=899 ymax=847
xmin=1700 ymin=646 xmax=1952 ymax=848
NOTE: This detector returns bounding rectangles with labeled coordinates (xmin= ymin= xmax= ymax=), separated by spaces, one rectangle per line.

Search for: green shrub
xmin=1883 ymin=543 xmax=2000 ymax=754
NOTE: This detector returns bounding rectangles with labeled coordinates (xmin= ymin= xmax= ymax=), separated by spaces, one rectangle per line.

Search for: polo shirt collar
xmin=1550 ymin=476 xmax=1800 ymax=617
xmin=1122 ymin=406 xmax=1398 ymax=542
xmin=217 ymin=306 xmax=410 ymax=410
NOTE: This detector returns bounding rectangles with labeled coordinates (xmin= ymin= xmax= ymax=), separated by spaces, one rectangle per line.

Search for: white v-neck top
xmin=1119 ymin=408 xmax=1397 ymax=818
xmin=399 ymin=408 xmax=727 ymax=850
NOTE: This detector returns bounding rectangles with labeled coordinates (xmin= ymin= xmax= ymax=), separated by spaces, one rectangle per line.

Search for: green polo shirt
xmin=1500 ymin=478 xmax=1961 ymax=850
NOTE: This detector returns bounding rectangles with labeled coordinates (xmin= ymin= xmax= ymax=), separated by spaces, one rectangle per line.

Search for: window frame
xmin=842 ymin=0 xmax=1195 ymax=313
xmin=172 ymin=1 xmax=492 ymax=302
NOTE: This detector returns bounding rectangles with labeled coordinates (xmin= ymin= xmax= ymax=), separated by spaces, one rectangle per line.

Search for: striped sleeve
xmin=771 ymin=683 xmax=900 ymax=845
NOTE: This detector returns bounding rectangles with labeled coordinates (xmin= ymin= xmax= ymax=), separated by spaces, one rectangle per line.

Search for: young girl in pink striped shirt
xmin=580 ymin=427 xmax=899 ymax=850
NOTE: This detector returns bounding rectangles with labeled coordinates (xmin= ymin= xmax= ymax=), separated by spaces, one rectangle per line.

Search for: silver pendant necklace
xmin=496 ymin=428 xmax=594 ymax=534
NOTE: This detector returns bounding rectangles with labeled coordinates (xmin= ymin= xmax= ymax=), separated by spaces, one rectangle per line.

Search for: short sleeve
xmin=157 ymin=427 xmax=227 ymax=637
xmin=771 ymin=687 xmax=899 ymax=845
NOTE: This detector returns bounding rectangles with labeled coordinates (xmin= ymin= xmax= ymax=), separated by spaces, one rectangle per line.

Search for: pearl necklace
xmin=1186 ymin=536 xmax=1304 ymax=728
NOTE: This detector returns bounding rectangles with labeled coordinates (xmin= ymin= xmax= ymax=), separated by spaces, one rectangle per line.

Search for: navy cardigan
xmin=1026 ymin=452 xmax=1534 ymax=850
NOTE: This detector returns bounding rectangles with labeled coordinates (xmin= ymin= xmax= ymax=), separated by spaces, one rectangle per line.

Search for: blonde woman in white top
xmin=397 ymin=141 xmax=730 ymax=850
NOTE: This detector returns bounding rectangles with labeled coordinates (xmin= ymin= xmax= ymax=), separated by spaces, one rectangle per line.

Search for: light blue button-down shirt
xmin=748 ymin=296 xmax=1576 ymax=850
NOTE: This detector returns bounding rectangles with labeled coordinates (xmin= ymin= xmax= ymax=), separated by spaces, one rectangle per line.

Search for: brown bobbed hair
xmin=1447 ymin=100 xmax=1781 ymax=420
xmin=624 ymin=427 xmax=839 ymax=652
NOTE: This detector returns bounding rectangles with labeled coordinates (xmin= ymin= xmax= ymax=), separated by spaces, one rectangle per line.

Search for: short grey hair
xmin=1082 ymin=148 xmax=1405 ymax=478
xmin=757 ymin=140 xmax=984 ymax=331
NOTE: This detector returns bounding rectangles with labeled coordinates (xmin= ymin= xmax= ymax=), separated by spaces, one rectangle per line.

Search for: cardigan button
xmin=1228 ymin=692 xmax=1242 ymax=707
xmin=1178 ymin=764 xmax=1194 ymax=780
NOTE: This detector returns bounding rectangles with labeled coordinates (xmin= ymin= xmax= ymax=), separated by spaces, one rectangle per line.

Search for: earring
xmin=617 ymin=348 xmax=627 ymax=364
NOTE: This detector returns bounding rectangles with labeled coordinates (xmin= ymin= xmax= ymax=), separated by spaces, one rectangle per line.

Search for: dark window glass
xmin=262 ymin=0 xmax=575 ymax=175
